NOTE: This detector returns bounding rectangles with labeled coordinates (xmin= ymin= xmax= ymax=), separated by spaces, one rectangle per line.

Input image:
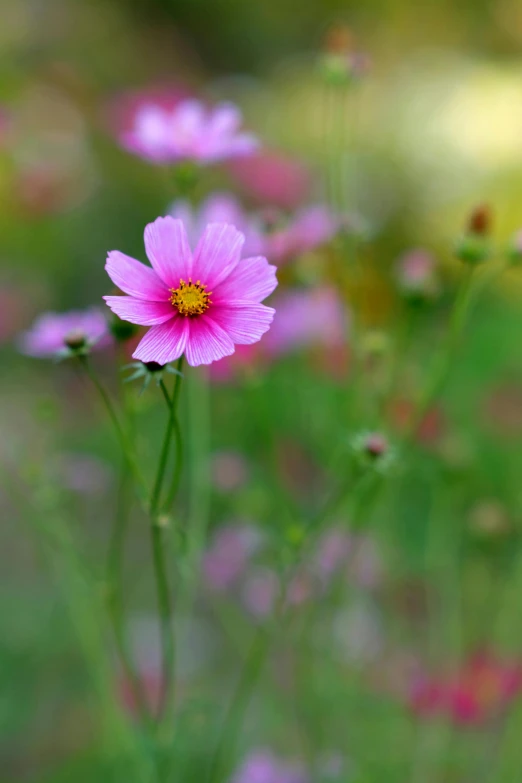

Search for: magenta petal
xmin=132 ymin=316 xmax=189 ymax=364
xmin=184 ymin=315 xmax=235 ymax=366
xmin=104 ymin=296 xmax=174 ymax=326
xmin=144 ymin=216 xmax=192 ymax=287
xmin=211 ymin=301 xmax=275 ymax=345
xmin=212 ymin=256 xmax=277 ymax=304
xmin=106 ymin=251 xmax=169 ymax=301
xmin=192 ymin=223 xmax=244 ymax=290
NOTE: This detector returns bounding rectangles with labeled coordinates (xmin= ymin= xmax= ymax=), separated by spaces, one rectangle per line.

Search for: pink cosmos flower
xmin=170 ymin=193 xmax=265 ymax=257
xmin=119 ymin=99 xmax=258 ymax=165
xmin=265 ymin=205 xmax=339 ymax=265
xmin=18 ymin=309 xmax=109 ymax=358
xmin=396 ymin=249 xmax=439 ymax=299
xmin=410 ymin=652 xmax=522 ymax=725
xmin=104 ymin=217 xmax=277 ymax=367
xmin=264 ymin=287 xmax=347 ymax=355
xmin=229 ymin=150 xmax=311 ymax=209
xmin=232 ymin=751 xmax=308 ymax=783
xmin=202 ymin=523 xmax=261 ymax=591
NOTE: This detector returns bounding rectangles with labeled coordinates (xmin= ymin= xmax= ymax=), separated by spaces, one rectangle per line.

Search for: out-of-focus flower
xmin=211 ymin=450 xmax=249 ymax=492
xmin=455 ymin=204 xmax=492 ymax=264
xmin=410 ymin=652 xmax=522 ymax=725
xmin=242 ymin=569 xmax=279 ymax=618
xmin=170 ymin=193 xmax=265 ymax=257
xmin=388 ymin=398 xmax=446 ymax=446
xmin=202 ymin=523 xmax=261 ymax=591
xmin=55 ymin=453 xmax=111 ymax=495
xmin=265 ymin=205 xmax=339 ymax=265
xmin=319 ymin=24 xmax=370 ymax=87
xmin=18 ymin=309 xmax=109 ymax=358
xmin=105 ymin=84 xmax=190 ymax=137
xmin=104 ymin=216 xmax=277 ymax=367
xmin=228 ymin=150 xmax=311 ymax=210
xmin=395 ymin=249 xmax=439 ymax=300
xmin=119 ymin=99 xmax=258 ymax=165
xmin=232 ymin=750 xmax=308 ymax=783
xmin=351 ymin=431 xmax=395 ymax=472
xmin=313 ymin=528 xmax=352 ymax=580
xmin=264 ymin=287 xmax=347 ymax=356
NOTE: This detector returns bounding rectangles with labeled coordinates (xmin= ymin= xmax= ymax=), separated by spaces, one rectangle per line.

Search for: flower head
xmin=170 ymin=193 xmax=265 ymax=257
xmin=396 ymin=249 xmax=439 ymax=300
xmin=232 ymin=750 xmax=308 ymax=783
xmin=410 ymin=652 xmax=522 ymax=725
xmin=119 ymin=99 xmax=258 ymax=165
xmin=18 ymin=309 xmax=109 ymax=358
xmin=229 ymin=150 xmax=311 ymax=209
xmin=104 ymin=216 xmax=277 ymax=367
xmin=264 ymin=287 xmax=347 ymax=355
xmin=266 ymin=205 xmax=339 ymax=265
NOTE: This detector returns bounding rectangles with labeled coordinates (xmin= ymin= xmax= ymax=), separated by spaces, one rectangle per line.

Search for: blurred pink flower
xmin=229 ymin=150 xmax=311 ymax=209
xmin=264 ymin=287 xmax=347 ymax=356
xmin=211 ymin=450 xmax=249 ymax=492
xmin=396 ymin=249 xmax=439 ymax=299
xmin=104 ymin=216 xmax=277 ymax=367
xmin=265 ymin=205 xmax=339 ymax=265
xmin=242 ymin=569 xmax=279 ymax=618
xmin=410 ymin=652 xmax=522 ymax=725
xmin=18 ymin=309 xmax=109 ymax=358
xmin=170 ymin=193 xmax=265 ymax=257
xmin=55 ymin=453 xmax=111 ymax=495
xmin=119 ymin=99 xmax=258 ymax=165
xmin=203 ymin=523 xmax=261 ymax=591
xmin=105 ymin=84 xmax=189 ymax=136
xmin=313 ymin=528 xmax=352 ymax=580
xmin=232 ymin=750 xmax=308 ymax=783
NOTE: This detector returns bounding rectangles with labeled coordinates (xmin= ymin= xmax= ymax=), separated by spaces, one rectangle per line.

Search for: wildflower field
xmin=4 ymin=0 xmax=522 ymax=781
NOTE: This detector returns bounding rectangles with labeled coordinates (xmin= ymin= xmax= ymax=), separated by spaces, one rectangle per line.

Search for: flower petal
xmin=211 ymin=301 xmax=275 ymax=345
xmin=104 ymin=296 xmax=174 ymax=326
xmin=132 ymin=316 xmax=189 ymax=365
xmin=212 ymin=256 xmax=277 ymax=304
xmin=144 ymin=216 xmax=192 ymax=287
xmin=105 ymin=251 xmax=169 ymax=301
xmin=192 ymin=223 xmax=244 ymax=290
xmin=184 ymin=315 xmax=235 ymax=366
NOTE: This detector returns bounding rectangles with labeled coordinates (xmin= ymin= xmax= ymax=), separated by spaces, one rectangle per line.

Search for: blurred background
xmin=3 ymin=0 xmax=522 ymax=781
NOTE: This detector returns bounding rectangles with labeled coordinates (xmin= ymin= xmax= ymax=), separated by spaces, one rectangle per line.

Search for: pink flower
xmin=119 ymin=99 xmax=258 ymax=165
xmin=170 ymin=193 xmax=265 ymax=257
xmin=104 ymin=216 xmax=277 ymax=367
xmin=410 ymin=652 xmax=522 ymax=725
xmin=264 ymin=287 xmax=347 ymax=356
xmin=242 ymin=569 xmax=279 ymax=618
xmin=232 ymin=751 xmax=308 ymax=783
xmin=229 ymin=150 xmax=311 ymax=209
xmin=202 ymin=523 xmax=261 ymax=591
xmin=18 ymin=309 xmax=109 ymax=358
xmin=396 ymin=249 xmax=439 ymax=299
xmin=266 ymin=205 xmax=339 ymax=265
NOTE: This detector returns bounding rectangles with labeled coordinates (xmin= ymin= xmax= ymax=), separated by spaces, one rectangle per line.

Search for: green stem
xmin=149 ymin=357 xmax=184 ymax=725
xmin=106 ymin=464 xmax=150 ymax=723
xmin=409 ymin=265 xmax=475 ymax=438
xmin=206 ymin=626 xmax=271 ymax=783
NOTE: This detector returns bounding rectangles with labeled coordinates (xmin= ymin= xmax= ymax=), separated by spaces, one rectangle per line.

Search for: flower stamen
xmin=169 ymin=278 xmax=212 ymax=317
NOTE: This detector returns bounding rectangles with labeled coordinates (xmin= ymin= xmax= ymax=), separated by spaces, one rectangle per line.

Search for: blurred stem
xmin=409 ymin=265 xmax=476 ymax=438
xmin=151 ymin=360 xmax=184 ymax=516
xmin=149 ymin=358 xmax=184 ymax=725
xmin=106 ymin=464 xmax=151 ymax=724
xmin=79 ymin=355 xmax=147 ymax=501
xmin=206 ymin=626 xmax=272 ymax=783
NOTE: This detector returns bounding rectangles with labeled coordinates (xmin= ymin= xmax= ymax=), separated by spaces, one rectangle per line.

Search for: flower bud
xmin=109 ymin=315 xmax=139 ymax=342
xmin=455 ymin=205 xmax=492 ymax=265
xmin=64 ymin=329 xmax=87 ymax=352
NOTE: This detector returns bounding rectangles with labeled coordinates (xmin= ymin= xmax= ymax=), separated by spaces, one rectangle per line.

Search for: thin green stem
xmin=149 ymin=357 xmax=184 ymax=725
xmin=409 ymin=265 xmax=476 ymax=438
xmin=206 ymin=626 xmax=271 ymax=783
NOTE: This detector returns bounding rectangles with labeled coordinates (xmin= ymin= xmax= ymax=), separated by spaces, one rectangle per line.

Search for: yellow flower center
xmin=169 ymin=278 xmax=212 ymax=317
